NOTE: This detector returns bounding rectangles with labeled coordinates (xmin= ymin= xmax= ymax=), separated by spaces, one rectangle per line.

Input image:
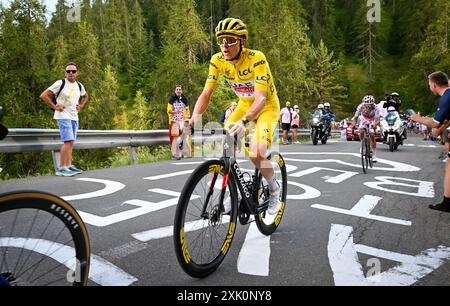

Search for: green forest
xmin=0 ymin=0 xmax=449 ymax=178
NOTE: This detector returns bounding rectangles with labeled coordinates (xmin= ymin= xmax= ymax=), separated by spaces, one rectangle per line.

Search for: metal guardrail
xmin=0 ymin=128 xmax=341 ymax=169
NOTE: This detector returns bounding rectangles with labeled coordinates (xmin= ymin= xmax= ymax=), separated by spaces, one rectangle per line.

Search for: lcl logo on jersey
xmin=239 ymin=68 xmax=253 ymax=77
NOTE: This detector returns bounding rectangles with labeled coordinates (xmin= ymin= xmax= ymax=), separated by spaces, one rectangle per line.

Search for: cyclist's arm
xmin=191 ymin=55 xmax=220 ymax=125
xmin=191 ymin=88 xmax=214 ymax=124
xmin=242 ymin=90 xmax=267 ymax=122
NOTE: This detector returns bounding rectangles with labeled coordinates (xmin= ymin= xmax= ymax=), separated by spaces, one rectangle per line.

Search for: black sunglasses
xmin=66 ymin=70 xmax=78 ymax=74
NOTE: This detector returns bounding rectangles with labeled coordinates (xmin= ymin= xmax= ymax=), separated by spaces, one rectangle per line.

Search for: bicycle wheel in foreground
xmin=174 ymin=160 xmax=238 ymax=278
xmin=254 ymin=152 xmax=287 ymax=236
xmin=0 ymin=191 xmax=90 ymax=286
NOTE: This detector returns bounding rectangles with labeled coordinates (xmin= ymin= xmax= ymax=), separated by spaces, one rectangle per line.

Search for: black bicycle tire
xmin=254 ymin=153 xmax=287 ymax=236
xmin=173 ymin=160 xmax=238 ymax=278
xmin=361 ymin=139 xmax=367 ymax=174
xmin=0 ymin=191 xmax=90 ymax=286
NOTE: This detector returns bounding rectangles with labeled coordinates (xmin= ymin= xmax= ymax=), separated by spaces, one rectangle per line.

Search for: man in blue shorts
xmin=40 ymin=63 xmax=89 ymax=176
xmin=412 ymin=71 xmax=450 ymax=212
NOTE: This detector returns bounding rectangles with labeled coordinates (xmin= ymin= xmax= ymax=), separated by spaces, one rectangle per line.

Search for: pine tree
xmin=0 ymin=0 xmax=52 ymax=178
xmin=0 ymin=0 xmax=50 ymax=125
xmin=302 ymin=0 xmax=343 ymax=52
xmin=129 ymin=90 xmax=150 ymax=130
xmin=308 ymin=40 xmax=348 ymax=111
xmin=147 ymin=0 xmax=209 ymax=128
xmin=95 ymin=65 xmax=119 ymax=130
xmin=47 ymin=0 xmax=71 ymax=40
xmin=402 ymin=0 xmax=450 ymax=114
xmin=256 ymin=1 xmax=312 ymax=106
xmin=128 ymin=0 xmax=154 ymax=93
xmin=65 ymin=21 xmax=102 ymax=129
xmin=50 ymin=35 xmax=69 ymax=78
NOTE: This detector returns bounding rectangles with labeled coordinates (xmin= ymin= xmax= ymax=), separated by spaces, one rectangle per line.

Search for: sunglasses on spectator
xmin=66 ymin=70 xmax=77 ymax=74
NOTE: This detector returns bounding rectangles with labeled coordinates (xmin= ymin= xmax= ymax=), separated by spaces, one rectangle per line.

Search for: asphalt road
xmin=1 ymin=134 xmax=449 ymax=286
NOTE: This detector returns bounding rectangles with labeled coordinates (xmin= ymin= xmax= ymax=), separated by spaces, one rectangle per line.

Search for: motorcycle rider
xmin=322 ymin=102 xmax=336 ymax=136
xmin=385 ymin=92 xmax=402 ymax=112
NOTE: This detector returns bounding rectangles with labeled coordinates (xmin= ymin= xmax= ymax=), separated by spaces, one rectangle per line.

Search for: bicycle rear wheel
xmin=173 ymin=160 xmax=238 ymax=278
xmin=254 ymin=152 xmax=287 ymax=236
xmin=0 ymin=191 xmax=90 ymax=286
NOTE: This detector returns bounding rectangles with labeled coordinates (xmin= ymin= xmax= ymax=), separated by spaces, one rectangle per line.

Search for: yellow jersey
xmin=205 ymin=48 xmax=279 ymax=108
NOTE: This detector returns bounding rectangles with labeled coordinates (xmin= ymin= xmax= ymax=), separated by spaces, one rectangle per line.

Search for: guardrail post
xmin=51 ymin=150 xmax=61 ymax=171
xmin=130 ymin=146 xmax=138 ymax=165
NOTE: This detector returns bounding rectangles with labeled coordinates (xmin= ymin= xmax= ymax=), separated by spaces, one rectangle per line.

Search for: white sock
xmin=268 ymin=175 xmax=279 ymax=192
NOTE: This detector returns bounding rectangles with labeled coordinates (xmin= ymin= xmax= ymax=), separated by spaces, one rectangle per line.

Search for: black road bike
xmin=173 ymin=128 xmax=287 ymax=278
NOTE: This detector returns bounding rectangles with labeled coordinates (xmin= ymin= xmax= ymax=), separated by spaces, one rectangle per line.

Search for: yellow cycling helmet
xmin=215 ymin=18 xmax=249 ymax=41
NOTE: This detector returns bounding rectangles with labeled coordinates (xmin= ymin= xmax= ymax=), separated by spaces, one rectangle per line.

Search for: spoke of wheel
xmin=16 ymin=214 xmax=56 ymax=276
xmin=17 ymin=237 xmax=73 ymax=282
xmin=21 ymin=222 xmax=68 ymax=282
xmin=28 ymin=255 xmax=74 ymax=285
xmin=41 ymin=275 xmax=69 ymax=286
xmin=13 ymin=209 xmax=40 ymax=276
xmin=1 ymin=209 xmax=20 ymax=274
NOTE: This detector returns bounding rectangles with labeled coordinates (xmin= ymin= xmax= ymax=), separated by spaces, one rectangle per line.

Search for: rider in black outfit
xmin=384 ymin=92 xmax=402 ymax=112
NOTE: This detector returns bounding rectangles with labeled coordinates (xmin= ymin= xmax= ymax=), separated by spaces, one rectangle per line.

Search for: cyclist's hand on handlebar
xmin=229 ymin=120 xmax=246 ymax=138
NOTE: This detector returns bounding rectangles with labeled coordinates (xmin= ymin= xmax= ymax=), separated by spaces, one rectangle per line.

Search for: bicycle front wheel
xmin=173 ymin=160 xmax=238 ymax=278
xmin=254 ymin=152 xmax=287 ymax=236
xmin=0 ymin=191 xmax=90 ymax=286
xmin=361 ymin=139 xmax=368 ymax=174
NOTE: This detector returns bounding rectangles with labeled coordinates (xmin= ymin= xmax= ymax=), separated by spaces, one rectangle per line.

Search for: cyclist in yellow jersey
xmin=189 ymin=18 xmax=281 ymax=214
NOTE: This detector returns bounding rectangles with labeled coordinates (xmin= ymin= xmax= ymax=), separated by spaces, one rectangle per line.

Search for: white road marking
xmin=78 ymin=189 xmax=195 ymax=227
xmin=328 ymin=224 xmax=450 ymax=286
xmin=237 ymin=222 xmax=271 ymax=276
xmin=132 ymin=216 xmax=231 ymax=242
xmin=144 ymin=170 xmax=194 ymax=181
xmin=290 ymin=167 xmax=358 ymax=184
xmin=283 ymin=152 xmax=420 ymax=172
xmin=312 ymin=195 xmax=412 ymax=226
xmin=364 ymin=176 xmax=435 ymax=198
xmin=287 ymin=181 xmax=321 ymax=200
xmin=62 ymin=178 xmax=125 ymax=201
xmin=0 ymin=238 xmax=137 ymax=286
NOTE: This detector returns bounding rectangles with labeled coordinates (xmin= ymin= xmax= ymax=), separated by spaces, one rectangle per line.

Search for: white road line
xmin=287 ymin=181 xmax=321 ymax=200
xmin=78 ymin=189 xmax=196 ymax=227
xmin=144 ymin=169 xmax=194 ymax=181
xmin=62 ymin=178 xmax=125 ymax=201
xmin=237 ymin=222 xmax=271 ymax=276
xmin=312 ymin=195 xmax=412 ymax=226
xmin=328 ymin=224 xmax=450 ymax=286
xmin=290 ymin=167 xmax=358 ymax=184
xmin=132 ymin=216 xmax=231 ymax=242
xmin=0 ymin=238 xmax=137 ymax=286
xmin=282 ymin=152 xmax=420 ymax=172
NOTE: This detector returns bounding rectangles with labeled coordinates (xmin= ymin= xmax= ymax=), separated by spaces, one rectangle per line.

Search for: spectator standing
xmin=280 ymin=101 xmax=292 ymax=144
xmin=411 ymin=71 xmax=450 ymax=212
xmin=167 ymin=85 xmax=189 ymax=160
xmin=291 ymin=105 xmax=300 ymax=144
xmin=40 ymin=63 xmax=88 ymax=177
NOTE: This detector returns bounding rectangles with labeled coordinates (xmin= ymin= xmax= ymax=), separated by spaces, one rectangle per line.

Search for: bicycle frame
xmin=198 ymin=128 xmax=268 ymax=217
